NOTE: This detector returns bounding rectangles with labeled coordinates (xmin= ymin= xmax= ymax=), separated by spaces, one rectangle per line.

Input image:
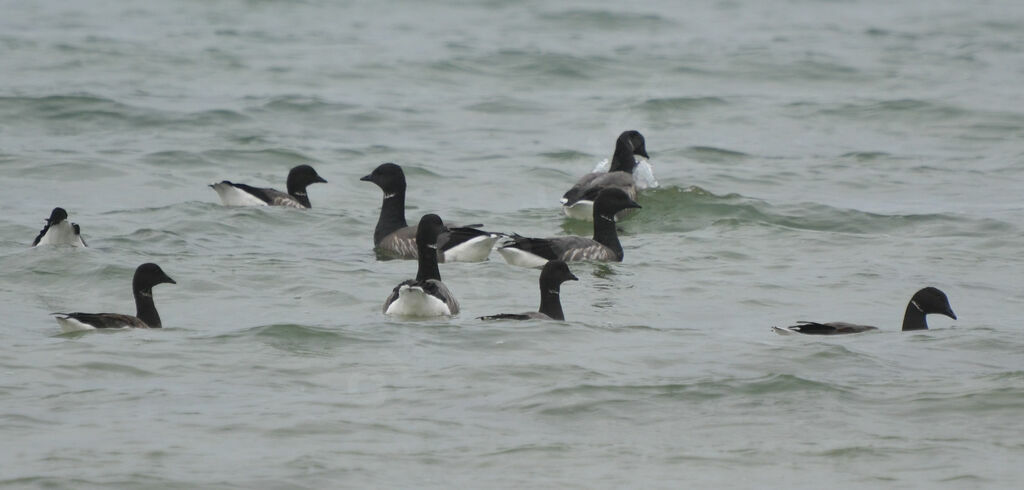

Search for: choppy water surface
xmin=2 ymin=0 xmax=1023 ymax=488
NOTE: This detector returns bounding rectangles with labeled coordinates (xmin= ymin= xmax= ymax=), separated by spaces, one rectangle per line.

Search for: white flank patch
xmin=385 ymin=285 xmax=452 ymax=317
xmin=771 ymin=327 xmax=797 ymax=336
xmin=35 ymin=221 xmax=85 ymax=247
xmin=496 ymin=247 xmax=550 ymax=268
xmin=55 ymin=316 xmax=97 ymax=333
xmin=442 ymin=235 xmax=499 ymax=262
xmin=633 ymin=159 xmax=658 ymax=189
xmin=211 ymin=183 xmax=269 ymax=206
xmin=562 ymin=200 xmax=594 ymax=221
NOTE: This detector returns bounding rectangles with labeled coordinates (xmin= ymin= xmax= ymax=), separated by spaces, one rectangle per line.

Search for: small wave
xmin=458 ymin=50 xmax=612 ymax=81
xmin=636 ymin=96 xmax=728 ymax=113
xmin=538 ymin=9 xmax=676 ymax=29
xmin=627 ymin=185 xmax=1015 ymax=236
xmin=253 ymin=95 xmax=357 ymax=114
xmin=538 ymin=150 xmax=591 ymax=161
xmin=738 ymin=58 xmax=865 ymax=82
xmin=0 ymin=93 xmax=162 ymax=126
xmin=466 ymin=97 xmax=546 ymax=114
xmin=201 ymin=148 xmax=318 ymax=166
xmin=142 ymin=150 xmax=214 ymax=168
xmin=180 ymin=109 xmax=250 ymax=125
xmin=517 ymin=374 xmax=847 ymax=410
xmin=56 ymin=361 xmax=156 ymax=377
xmin=819 ymin=98 xmax=969 ymax=121
xmin=683 ymin=146 xmax=749 ymax=162
xmin=205 ymin=324 xmax=380 ymax=353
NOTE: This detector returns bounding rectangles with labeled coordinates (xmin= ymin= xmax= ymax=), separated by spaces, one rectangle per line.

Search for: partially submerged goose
xmin=772 ymin=287 xmax=957 ymax=335
xmin=479 ymin=260 xmax=578 ymax=321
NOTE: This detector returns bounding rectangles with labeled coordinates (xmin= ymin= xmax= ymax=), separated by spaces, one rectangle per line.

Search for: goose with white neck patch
xmin=361 ymin=162 xmax=500 ymax=262
xmin=479 ymin=260 xmax=578 ymax=321
xmin=53 ymin=263 xmax=176 ymax=332
xmin=772 ymin=287 xmax=957 ymax=335
xmin=210 ymin=164 xmax=327 ymax=208
xmin=561 ymin=130 xmax=651 ymax=221
xmin=499 ymin=187 xmax=641 ymax=268
xmin=382 ymin=214 xmax=460 ymax=317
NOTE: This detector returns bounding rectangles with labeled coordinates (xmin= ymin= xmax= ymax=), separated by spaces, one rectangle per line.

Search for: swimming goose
xmin=361 ymin=162 xmax=500 ymax=262
xmin=210 ymin=164 xmax=327 ymax=208
xmin=32 ymin=207 xmax=87 ymax=247
xmin=498 ymin=188 xmax=641 ymax=268
xmin=772 ymin=287 xmax=957 ymax=335
xmin=479 ymin=260 xmax=578 ymax=321
xmin=561 ymin=130 xmax=649 ymax=221
xmin=53 ymin=263 xmax=176 ymax=332
xmin=382 ymin=214 xmax=460 ymax=317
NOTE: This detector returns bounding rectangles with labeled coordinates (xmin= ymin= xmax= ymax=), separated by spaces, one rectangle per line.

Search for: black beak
xmin=315 ymin=176 xmax=327 ymax=184
xmin=944 ymin=307 xmax=957 ymax=320
xmin=637 ymin=149 xmax=649 ymax=159
xmin=568 ymin=273 xmax=579 ymax=281
xmin=627 ymin=199 xmax=642 ymax=209
xmin=359 ymin=174 xmax=373 ymax=182
xmin=164 ymin=274 xmax=177 ymax=285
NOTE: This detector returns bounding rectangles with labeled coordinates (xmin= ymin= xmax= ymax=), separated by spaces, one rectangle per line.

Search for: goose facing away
xmin=54 ymin=263 xmax=176 ymax=332
xmin=361 ymin=162 xmax=500 ymax=262
xmin=32 ymin=207 xmax=87 ymax=247
xmin=479 ymin=260 xmax=578 ymax=321
xmin=382 ymin=214 xmax=460 ymax=317
xmin=498 ymin=187 xmax=642 ymax=268
xmin=772 ymin=287 xmax=957 ymax=335
xmin=561 ymin=130 xmax=649 ymax=221
xmin=210 ymin=164 xmax=327 ymax=208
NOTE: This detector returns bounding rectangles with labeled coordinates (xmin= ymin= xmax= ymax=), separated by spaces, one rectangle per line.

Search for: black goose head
xmin=593 ymin=188 xmax=642 ymax=219
xmin=541 ymin=260 xmax=578 ymax=287
xmin=360 ymin=162 xmax=407 ymax=196
xmin=415 ymin=214 xmax=446 ymax=252
xmin=133 ymin=263 xmax=176 ymax=293
xmin=911 ymin=287 xmax=957 ymax=320
xmin=46 ymin=207 xmax=69 ymax=225
xmin=619 ymin=130 xmax=648 ymax=159
xmin=286 ymin=165 xmax=328 ymax=191
xmin=609 ymin=130 xmax=648 ymax=173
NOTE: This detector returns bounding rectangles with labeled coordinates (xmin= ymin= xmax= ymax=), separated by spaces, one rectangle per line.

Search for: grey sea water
xmin=2 ymin=0 xmax=1023 ymax=487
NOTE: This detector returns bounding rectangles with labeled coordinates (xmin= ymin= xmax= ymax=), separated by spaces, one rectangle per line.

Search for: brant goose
xmin=561 ymin=130 xmax=650 ymax=221
xmin=53 ymin=263 xmax=176 ymax=332
xmin=211 ymin=164 xmax=327 ymax=208
xmin=32 ymin=207 xmax=87 ymax=247
xmin=361 ymin=162 xmax=500 ymax=262
xmin=479 ymin=260 xmax=578 ymax=321
xmin=772 ymin=287 xmax=957 ymax=335
xmin=383 ymin=214 xmax=460 ymax=317
xmin=498 ymin=188 xmax=641 ymax=268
